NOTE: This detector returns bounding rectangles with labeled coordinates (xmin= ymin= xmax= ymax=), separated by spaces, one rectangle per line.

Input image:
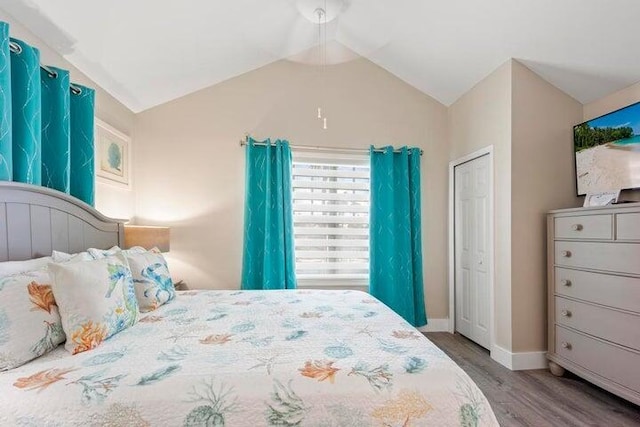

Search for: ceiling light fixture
xmin=296 ymin=0 xmax=350 ymax=130
xmin=316 ymin=2 xmax=328 ymax=130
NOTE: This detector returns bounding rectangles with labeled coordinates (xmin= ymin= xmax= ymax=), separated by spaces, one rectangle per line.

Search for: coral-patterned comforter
xmin=0 ymin=290 xmax=498 ymax=426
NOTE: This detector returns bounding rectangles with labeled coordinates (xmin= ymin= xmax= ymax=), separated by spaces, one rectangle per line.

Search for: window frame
xmin=291 ymin=150 xmax=371 ymax=289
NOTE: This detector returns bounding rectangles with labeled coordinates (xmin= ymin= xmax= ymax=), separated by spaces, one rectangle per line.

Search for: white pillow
xmin=88 ymin=246 xmax=147 ymax=259
xmin=126 ymin=251 xmax=175 ymax=312
xmin=0 ymin=257 xmax=53 ymax=277
xmin=51 ymin=250 xmax=93 ymax=263
xmin=49 ymin=253 xmax=139 ymax=354
xmin=0 ymin=268 xmax=65 ymax=370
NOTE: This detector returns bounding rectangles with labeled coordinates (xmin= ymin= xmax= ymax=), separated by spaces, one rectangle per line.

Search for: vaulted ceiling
xmin=2 ymin=0 xmax=640 ymax=112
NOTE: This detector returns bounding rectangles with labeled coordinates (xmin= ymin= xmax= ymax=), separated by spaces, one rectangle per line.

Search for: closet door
xmin=454 ymin=154 xmax=490 ymax=349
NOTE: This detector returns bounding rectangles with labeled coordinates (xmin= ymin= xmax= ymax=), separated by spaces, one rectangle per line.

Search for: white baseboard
xmin=417 ymin=318 xmax=449 ymax=333
xmin=491 ymin=344 xmax=548 ymax=370
xmin=490 ymin=344 xmax=513 ymax=368
xmin=418 ymin=322 xmax=548 ymax=371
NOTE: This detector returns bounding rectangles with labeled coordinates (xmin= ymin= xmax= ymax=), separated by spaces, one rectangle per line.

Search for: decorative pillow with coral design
xmin=0 ymin=268 xmax=65 ymax=370
xmin=126 ymin=251 xmax=175 ymax=312
xmin=48 ymin=253 xmax=139 ymax=354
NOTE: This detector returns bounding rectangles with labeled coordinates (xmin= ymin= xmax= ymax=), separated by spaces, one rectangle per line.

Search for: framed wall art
xmin=95 ymin=118 xmax=131 ymax=188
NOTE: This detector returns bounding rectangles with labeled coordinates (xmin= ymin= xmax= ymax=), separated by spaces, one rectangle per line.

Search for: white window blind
xmin=292 ymin=151 xmax=370 ymax=284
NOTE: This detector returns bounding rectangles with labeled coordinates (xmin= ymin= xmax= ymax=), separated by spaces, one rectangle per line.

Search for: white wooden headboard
xmin=0 ymin=182 xmax=125 ymax=261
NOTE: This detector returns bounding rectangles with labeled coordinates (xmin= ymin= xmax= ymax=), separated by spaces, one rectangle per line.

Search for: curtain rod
xmin=9 ymin=40 xmax=83 ymax=95
xmin=239 ymin=139 xmax=423 ymax=156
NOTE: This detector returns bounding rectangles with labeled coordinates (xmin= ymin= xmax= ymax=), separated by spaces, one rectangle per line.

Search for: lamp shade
xmin=124 ymin=225 xmax=170 ymax=252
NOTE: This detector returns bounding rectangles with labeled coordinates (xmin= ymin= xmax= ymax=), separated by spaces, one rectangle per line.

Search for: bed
xmin=0 ymin=182 xmax=498 ymax=426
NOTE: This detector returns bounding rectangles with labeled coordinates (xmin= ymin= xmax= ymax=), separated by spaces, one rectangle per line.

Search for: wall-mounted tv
xmin=574 ymin=101 xmax=640 ymax=196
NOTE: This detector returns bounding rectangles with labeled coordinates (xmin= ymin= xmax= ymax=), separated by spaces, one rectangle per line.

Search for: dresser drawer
xmin=555 ymin=268 xmax=640 ymax=313
xmin=554 ymin=241 xmax=640 ymax=275
xmin=617 ymin=213 xmax=640 ymax=241
xmin=555 ymin=297 xmax=640 ymax=349
xmin=555 ymin=214 xmax=612 ymax=240
xmin=556 ymin=326 xmax=640 ymax=393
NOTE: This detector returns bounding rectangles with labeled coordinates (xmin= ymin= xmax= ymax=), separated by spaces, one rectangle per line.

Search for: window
xmin=291 ymin=151 xmax=370 ymax=286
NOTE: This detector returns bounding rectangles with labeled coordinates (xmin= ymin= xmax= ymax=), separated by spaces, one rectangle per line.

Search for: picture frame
xmin=95 ymin=118 xmax=131 ymax=189
xmin=583 ymin=190 xmax=621 ymax=207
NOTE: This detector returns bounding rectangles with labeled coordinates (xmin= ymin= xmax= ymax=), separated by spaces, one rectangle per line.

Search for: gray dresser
xmin=547 ymin=203 xmax=640 ymax=405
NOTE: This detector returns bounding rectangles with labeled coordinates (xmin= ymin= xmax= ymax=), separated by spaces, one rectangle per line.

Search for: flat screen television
xmin=574 ymin=101 xmax=640 ymax=196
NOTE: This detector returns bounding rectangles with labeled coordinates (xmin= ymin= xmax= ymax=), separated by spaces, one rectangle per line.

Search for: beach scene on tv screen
xmin=575 ymin=102 xmax=640 ymax=195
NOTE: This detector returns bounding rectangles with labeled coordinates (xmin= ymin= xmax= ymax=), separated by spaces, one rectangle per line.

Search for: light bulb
xmin=323 ymin=117 xmax=327 ymax=130
xmin=317 ymin=107 xmax=322 ymax=119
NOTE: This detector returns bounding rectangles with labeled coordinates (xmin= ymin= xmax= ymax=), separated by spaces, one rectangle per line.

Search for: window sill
xmin=296 ymin=278 xmax=369 ymax=292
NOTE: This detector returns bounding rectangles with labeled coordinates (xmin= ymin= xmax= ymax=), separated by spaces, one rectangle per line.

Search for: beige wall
xmin=134 ymin=58 xmax=450 ymax=319
xmin=448 ymin=60 xmax=582 ymax=354
xmin=583 ymin=81 xmax=640 ymax=121
xmin=0 ymin=12 xmax=136 ymax=219
xmin=583 ymin=81 xmax=640 ymax=202
xmin=511 ymin=61 xmax=582 ymax=352
xmin=448 ymin=60 xmax=513 ymax=350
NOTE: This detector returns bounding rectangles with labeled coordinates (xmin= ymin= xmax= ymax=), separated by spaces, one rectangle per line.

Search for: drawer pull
xmin=561 ymin=342 xmax=572 ymax=350
xmin=561 ymin=310 xmax=572 ymax=318
xmin=561 ymin=250 xmax=572 ymax=258
xmin=571 ymin=224 xmax=583 ymax=231
xmin=560 ymin=279 xmax=571 ymax=287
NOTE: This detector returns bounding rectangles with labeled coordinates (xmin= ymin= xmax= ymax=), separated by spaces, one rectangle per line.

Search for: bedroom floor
xmin=426 ymin=332 xmax=640 ymax=427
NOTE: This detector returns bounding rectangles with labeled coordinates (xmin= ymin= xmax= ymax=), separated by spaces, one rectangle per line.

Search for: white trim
xmin=291 ymin=153 xmax=370 ymax=282
xmin=448 ymin=146 xmax=496 ymax=354
xmin=512 ymin=351 xmax=548 ymax=371
xmin=417 ymin=318 xmax=450 ymax=333
xmin=292 ymin=149 xmax=369 ymax=166
xmin=491 ymin=344 xmax=548 ymax=370
xmin=490 ymin=344 xmax=512 ymax=368
xmin=296 ymin=278 xmax=368 ymax=290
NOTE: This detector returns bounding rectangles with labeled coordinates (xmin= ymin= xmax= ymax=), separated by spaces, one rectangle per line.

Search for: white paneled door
xmin=454 ymin=154 xmax=491 ymax=349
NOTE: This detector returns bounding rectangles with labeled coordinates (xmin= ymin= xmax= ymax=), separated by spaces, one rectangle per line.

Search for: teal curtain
xmin=241 ymin=138 xmax=296 ymax=290
xmin=1 ymin=21 xmax=96 ymax=201
xmin=69 ymin=84 xmax=95 ymax=205
xmin=369 ymin=146 xmax=427 ymax=327
xmin=0 ymin=22 xmax=11 ymax=181
xmin=10 ymin=38 xmax=41 ymax=184
xmin=41 ymin=66 xmax=70 ymax=193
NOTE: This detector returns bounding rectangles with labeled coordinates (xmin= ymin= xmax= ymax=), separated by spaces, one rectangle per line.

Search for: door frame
xmin=448 ymin=146 xmax=495 ymax=354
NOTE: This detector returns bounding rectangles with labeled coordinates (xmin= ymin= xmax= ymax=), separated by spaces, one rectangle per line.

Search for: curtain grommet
xmin=9 ymin=40 xmax=22 ymax=54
